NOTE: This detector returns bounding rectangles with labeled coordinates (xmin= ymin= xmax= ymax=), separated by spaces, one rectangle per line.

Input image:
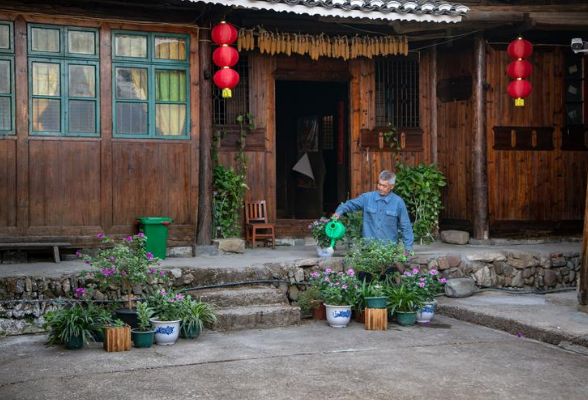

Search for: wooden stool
xmin=364 ymin=308 xmax=388 ymax=330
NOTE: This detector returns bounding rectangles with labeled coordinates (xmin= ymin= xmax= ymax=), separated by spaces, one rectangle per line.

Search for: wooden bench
xmin=0 ymin=242 xmax=72 ymax=263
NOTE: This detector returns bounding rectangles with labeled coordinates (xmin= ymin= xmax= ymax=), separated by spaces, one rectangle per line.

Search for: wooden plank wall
xmin=486 ymin=45 xmax=588 ymax=223
xmin=0 ymin=13 xmax=200 ymax=246
xmin=436 ymin=47 xmax=474 ymax=223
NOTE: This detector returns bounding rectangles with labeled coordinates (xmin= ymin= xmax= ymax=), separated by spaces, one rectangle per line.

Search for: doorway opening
xmin=275 ymin=81 xmax=349 ymax=219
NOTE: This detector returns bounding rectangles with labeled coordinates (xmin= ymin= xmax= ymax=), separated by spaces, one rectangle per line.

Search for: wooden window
xmin=213 ymin=54 xmax=249 ymax=126
xmin=561 ymin=53 xmax=588 ymax=151
xmin=28 ymin=24 xmax=99 ymax=136
xmin=375 ymin=54 xmax=420 ymax=128
xmin=322 ymin=115 xmax=334 ymax=150
xmin=0 ymin=21 xmax=14 ymax=135
xmin=112 ymin=31 xmax=189 ymax=139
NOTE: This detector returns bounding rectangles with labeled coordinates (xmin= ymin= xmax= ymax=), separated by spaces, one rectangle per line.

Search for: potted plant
xmin=385 ymin=283 xmax=423 ymax=326
xmin=297 ymin=286 xmax=325 ymax=320
xmin=344 ymin=238 xmax=412 ymax=282
xmin=307 ymin=218 xmax=335 ymax=257
xmin=87 ymin=303 xmax=114 ymax=343
xmin=309 ymin=268 xmax=359 ymax=328
xmin=131 ymin=301 xmax=156 ymax=348
xmin=81 ymin=233 xmax=169 ymax=328
xmin=179 ymin=298 xmax=217 ymax=339
xmin=364 ymin=281 xmax=388 ymax=309
xmin=146 ymin=289 xmax=184 ymax=345
xmin=43 ymin=302 xmax=96 ymax=350
xmin=103 ymin=318 xmax=131 ymax=352
xmin=400 ymin=268 xmax=447 ymax=323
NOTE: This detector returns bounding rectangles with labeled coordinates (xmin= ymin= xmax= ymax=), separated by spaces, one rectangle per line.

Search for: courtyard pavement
xmin=0 ymin=315 xmax=587 ymax=400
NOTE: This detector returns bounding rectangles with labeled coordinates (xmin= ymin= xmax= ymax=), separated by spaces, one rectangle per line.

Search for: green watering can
xmin=325 ymin=219 xmax=346 ymax=248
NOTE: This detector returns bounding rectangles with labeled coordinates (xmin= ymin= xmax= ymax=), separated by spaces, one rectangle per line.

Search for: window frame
xmin=0 ymin=21 xmax=14 ymax=54
xmin=111 ymin=30 xmax=190 ymax=140
xmin=0 ymin=55 xmax=15 ymax=135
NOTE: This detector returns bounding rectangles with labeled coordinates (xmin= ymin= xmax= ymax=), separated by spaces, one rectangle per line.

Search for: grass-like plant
xmin=385 ymin=284 xmax=423 ymax=314
xmin=44 ymin=302 xmax=96 ymax=348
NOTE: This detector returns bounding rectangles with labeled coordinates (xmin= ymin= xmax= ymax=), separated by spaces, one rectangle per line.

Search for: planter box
xmin=103 ymin=326 xmax=131 ymax=352
xmin=364 ymin=308 xmax=388 ymax=331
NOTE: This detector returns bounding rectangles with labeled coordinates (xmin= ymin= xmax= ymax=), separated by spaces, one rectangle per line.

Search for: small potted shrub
xmin=307 ymin=218 xmax=334 ymax=257
xmin=103 ymin=318 xmax=131 ymax=352
xmin=344 ymin=238 xmax=412 ymax=282
xmin=44 ymin=302 xmax=95 ymax=350
xmin=309 ymin=268 xmax=359 ymax=328
xmin=179 ymin=298 xmax=217 ymax=339
xmin=131 ymin=301 xmax=156 ymax=348
xmin=146 ymin=289 xmax=184 ymax=345
xmin=296 ymin=286 xmax=324 ymax=320
xmin=87 ymin=303 xmax=114 ymax=343
xmin=364 ymin=281 xmax=388 ymax=309
xmin=400 ymin=268 xmax=447 ymax=323
xmin=385 ymin=284 xmax=423 ymax=326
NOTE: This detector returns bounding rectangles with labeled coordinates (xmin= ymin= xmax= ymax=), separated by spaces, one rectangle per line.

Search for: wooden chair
xmin=245 ymin=200 xmax=275 ymax=249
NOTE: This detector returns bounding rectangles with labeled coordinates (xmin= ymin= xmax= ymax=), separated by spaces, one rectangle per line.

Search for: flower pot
xmin=395 ymin=311 xmax=417 ymax=326
xmin=103 ymin=325 xmax=131 ymax=352
xmin=316 ymin=247 xmax=334 ymax=257
xmin=131 ymin=329 xmax=155 ymax=348
xmin=416 ymin=301 xmax=437 ymax=324
xmin=312 ymin=303 xmax=326 ymax=320
xmin=65 ymin=335 xmax=85 ymax=350
xmin=115 ymin=307 xmax=139 ymax=329
xmin=355 ymin=308 xmax=365 ymax=324
xmin=150 ymin=319 xmax=181 ymax=345
xmin=365 ymin=296 xmax=387 ymax=309
xmin=325 ymin=304 xmax=352 ymax=328
xmin=181 ymin=324 xmax=201 ymax=340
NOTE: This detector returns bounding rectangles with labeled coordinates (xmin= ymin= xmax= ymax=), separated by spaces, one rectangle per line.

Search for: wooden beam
xmin=99 ymin=23 xmax=113 ymax=234
xmin=472 ymin=35 xmax=489 ymax=240
xmin=429 ymin=45 xmax=437 ymax=165
xmin=196 ymin=26 xmax=213 ymax=245
xmin=579 ymin=166 xmax=588 ymax=306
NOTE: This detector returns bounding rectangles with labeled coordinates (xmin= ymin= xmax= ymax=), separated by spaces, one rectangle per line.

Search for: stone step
xmin=211 ymin=305 xmax=301 ymax=331
xmin=188 ymin=285 xmax=289 ymax=308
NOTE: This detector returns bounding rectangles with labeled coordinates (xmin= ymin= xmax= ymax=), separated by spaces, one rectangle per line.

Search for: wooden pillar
xmin=99 ymin=24 xmax=113 ymax=234
xmin=196 ymin=27 xmax=213 ymax=245
xmin=472 ymin=35 xmax=489 ymax=240
xmin=579 ymin=170 xmax=588 ymax=306
xmin=430 ymin=45 xmax=438 ymax=165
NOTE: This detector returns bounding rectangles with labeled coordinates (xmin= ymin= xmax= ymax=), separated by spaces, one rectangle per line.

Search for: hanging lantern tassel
xmin=214 ymin=67 xmax=240 ymax=98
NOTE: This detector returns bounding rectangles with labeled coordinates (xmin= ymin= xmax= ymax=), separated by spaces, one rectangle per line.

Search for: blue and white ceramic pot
xmin=416 ymin=301 xmax=437 ymax=324
xmin=150 ymin=319 xmax=181 ymax=345
xmin=325 ymin=305 xmax=352 ymax=328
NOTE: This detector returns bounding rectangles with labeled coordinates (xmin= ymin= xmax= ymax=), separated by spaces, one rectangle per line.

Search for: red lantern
xmin=508 ymin=80 xmax=532 ymax=106
xmin=507 ymin=60 xmax=532 ymax=79
xmin=211 ymin=22 xmax=238 ymax=45
xmin=214 ymin=67 xmax=240 ymax=98
xmin=507 ymin=38 xmax=533 ymax=59
xmin=213 ymin=45 xmax=239 ymax=67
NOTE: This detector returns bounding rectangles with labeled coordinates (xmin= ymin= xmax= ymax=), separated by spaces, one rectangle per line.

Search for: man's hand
xmin=331 ymin=213 xmax=340 ymax=220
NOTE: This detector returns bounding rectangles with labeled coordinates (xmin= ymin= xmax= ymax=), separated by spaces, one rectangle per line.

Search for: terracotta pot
xmin=355 ymin=308 xmax=365 ymax=324
xmin=312 ymin=303 xmax=326 ymax=320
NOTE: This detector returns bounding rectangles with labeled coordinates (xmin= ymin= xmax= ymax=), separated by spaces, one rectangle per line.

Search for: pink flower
xmin=338 ymin=272 xmax=343 ymax=276
xmin=307 ymin=225 xmax=312 ymax=229
xmin=430 ymin=270 xmax=439 ymax=275
xmin=313 ymin=221 xmax=318 ymax=226
xmin=84 ymin=260 xmax=90 ymax=265
xmin=73 ymin=288 xmax=86 ymax=298
xmin=146 ymin=252 xmax=154 ymax=260
xmin=324 ymin=277 xmax=330 ymax=282
xmin=310 ymin=272 xmax=319 ymax=277
xmin=404 ymin=272 xmax=412 ymax=277
xmin=97 ymin=233 xmax=104 ymax=239
xmin=121 ymin=270 xmax=127 ymax=276
xmin=159 ymin=270 xmax=165 ymax=276
xmin=168 ymin=299 xmax=175 ymax=302
xmin=138 ymin=232 xmax=145 ymax=238
xmin=342 ymin=285 xmax=347 ymax=289
xmin=440 ymin=278 xmax=447 ymax=283
xmin=325 ymin=268 xmax=332 ymax=273
xmin=418 ymin=282 xmax=425 ymax=288
xmin=175 ymin=294 xmax=184 ymax=300
xmin=161 ymin=289 xmax=166 ymax=296
xmin=347 ymin=269 xmax=355 ymax=276
xmin=334 ymin=281 xmax=340 ymax=286
xmin=75 ymin=251 xmax=81 ymax=257
xmin=149 ymin=268 xmax=156 ymax=275
xmin=420 ymin=277 xmax=426 ymax=282
xmin=412 ymin=268 xmax=419 ymax=274
xmin=109 ymin=256 xmax=116 ymax=262
xmin=125 ymin=236 xmax=133 ymax=242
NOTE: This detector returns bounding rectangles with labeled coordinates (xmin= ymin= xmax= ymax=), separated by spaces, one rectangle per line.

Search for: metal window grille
xmin=375 ymin=55 xmax=420 ymax=127
xmin=322 ymin=115 xmax=334 ymax=150
xmin=213 ymin=54 xmax=249 ymax=126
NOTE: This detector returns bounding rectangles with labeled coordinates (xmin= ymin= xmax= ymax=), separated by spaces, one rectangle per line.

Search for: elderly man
xmin=332 ymin=170 xmax=414 ymax=250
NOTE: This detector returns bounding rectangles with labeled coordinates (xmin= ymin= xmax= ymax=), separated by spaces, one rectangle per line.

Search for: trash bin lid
xmin=137 ymin=217 xmax=174 ymax=225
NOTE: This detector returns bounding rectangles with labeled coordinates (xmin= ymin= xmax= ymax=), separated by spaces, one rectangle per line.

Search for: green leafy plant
xmin=43 ymin=302 xmax=96 ymax=347
xmin=307 ymin=217 xmax=332 ymax=248
xmin=212 ymin=113 xmax=254 ymax=238
xmin=385 ymin=283 xmax=423 ymax=313
xmin=344 ymin=238 xmax=413 ymax=278
xmin=340 ymin=210 xmax=363 ymax=243
xmin=81 ymin=233 xmax=170 ymax=310
xmin=394 ymin=163 xmax=447 ymax=244
xmin=309 ymin=268 xmax=359 ymax=306
xmin=146 ymin=289 xmax=186 ymax=321
xmin=400 ymin=267 xmax=447 ymax=302
xmin=135 ymin=301 xmax=155 ymax=331
xmin=179 ymin=298 xmax=217 ymax=338
xmin=297 ymin=286 xmax=322 ymax=318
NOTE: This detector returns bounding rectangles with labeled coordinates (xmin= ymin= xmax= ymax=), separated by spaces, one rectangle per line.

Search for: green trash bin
xmin=137 ymin=217 xmax=173 ymax=260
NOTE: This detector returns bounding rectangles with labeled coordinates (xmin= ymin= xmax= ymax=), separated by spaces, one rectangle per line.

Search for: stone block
xmin=167 ymin=246 xmax=193 ymax=257
xmin=195 ymin=245 xmax=219 ymax=256
xmin=511 ymin=271 xmax=524 ymax=288
xmin=446 ymin=254 xmax=462 ymax=268
xmin=544 ymin=269 xmax=557 ymax=287
xmin=444 ymin=278 xmax=477 ymax=298
xmin=214 ymin=238 xmax=246 ymax=254
xmin=288 ymin=285 xmax=299 ymax=301
xmin=507 ymin=252 xmax=539 ymax=269
xmin=551 ymin=257 xmax=567 ymax=267
xmin=440 ymin=230 xmax=470 ymax=245
xmin=438 ymin=258 xmax=450 ymax=270
xmin=466 ymin=252 xmax=506 ymax=263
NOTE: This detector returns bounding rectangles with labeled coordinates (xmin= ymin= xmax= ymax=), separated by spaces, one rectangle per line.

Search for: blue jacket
xmin=335 ymin=191 xmax=414 ymax=250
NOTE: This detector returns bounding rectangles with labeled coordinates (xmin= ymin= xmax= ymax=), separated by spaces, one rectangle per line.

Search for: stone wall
xmin=0 ymin=249 xmax=580 ymax=335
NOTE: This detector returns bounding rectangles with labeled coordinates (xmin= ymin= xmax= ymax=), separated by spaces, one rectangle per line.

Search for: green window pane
xmin=116 ymin=67 xmax=147 ymax=100
xmin=69 ymin=100 xmax=95 ymax=133
xmin=0 ymin=25 xmax=9 ymax=49
xmin=155 ymin=70 xmax=186 ymax=101
xmin=68 ymin=31 xmax=95 ymax=55
xmin=115 ymin=35 xmax=147 ymax=58
xmin=31 ymin=27 xmax=60 ymax=53
xmin=156 ymin=104 xmax=186 ymax=136
xmin=116 ymin=102 xmax=148 ymax=134
xmin=32 ymin=98 xmax=60 ymax=131
xmin=0 ymin=60 xmax=10 ymax=94
xmin=69 ymin=65 xmax=95 ymax=97
xmin=155 ymin=37 xmax=187 ymax=60
xmin=33 ymin=63 xmax=60 ymax=96
xmin=0 ymin=97 xmax=11 ymax=130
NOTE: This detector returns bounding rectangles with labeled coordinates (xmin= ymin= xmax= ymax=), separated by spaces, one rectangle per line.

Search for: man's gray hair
xmin=379 ymin=170 xmax=396 ymax=185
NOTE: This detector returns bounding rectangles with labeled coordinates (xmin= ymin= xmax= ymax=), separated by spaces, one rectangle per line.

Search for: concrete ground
xmin=1 ymin=315 xmax=587 ymax=400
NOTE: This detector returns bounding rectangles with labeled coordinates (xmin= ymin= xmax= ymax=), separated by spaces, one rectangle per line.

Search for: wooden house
xmin=0 ymin=0 xmax=587 ymax=249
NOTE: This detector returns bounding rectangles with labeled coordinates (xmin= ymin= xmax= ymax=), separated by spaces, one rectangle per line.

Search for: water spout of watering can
xmin=325 ymin=219 xmax=346 ymax=249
